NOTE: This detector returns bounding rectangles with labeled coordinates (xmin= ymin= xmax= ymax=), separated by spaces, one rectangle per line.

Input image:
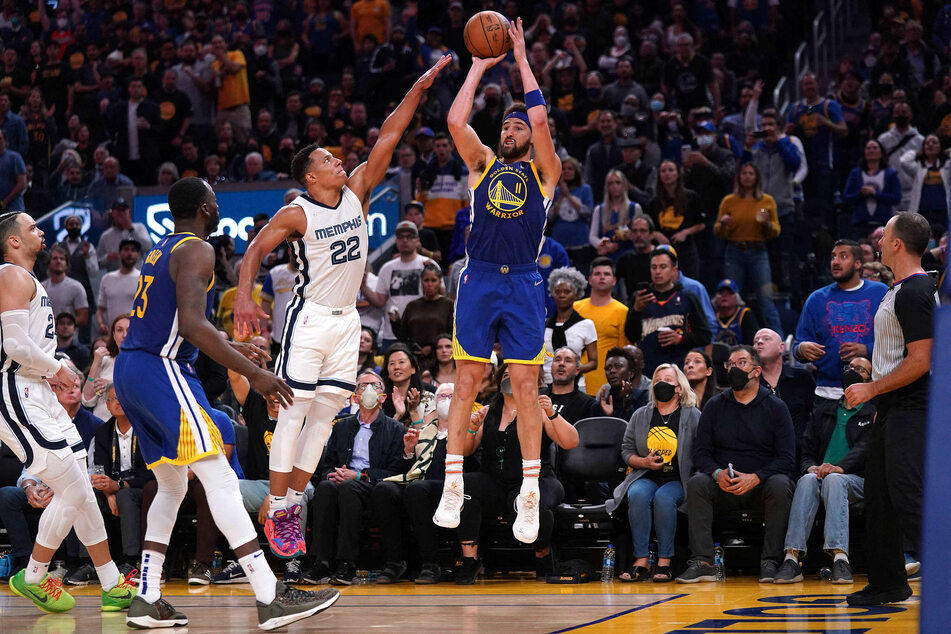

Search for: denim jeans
xmin=626 ymin=478 xmax=684 ymax=558
xmin=783 ymin=472 xmax=864 ymax=555
xmin=724 ymin=243 xmax=783 ymax=335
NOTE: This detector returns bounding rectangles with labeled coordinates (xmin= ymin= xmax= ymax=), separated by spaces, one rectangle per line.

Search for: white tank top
xmin=0 ymin=263 xmax=56 ymax=375
xmin=289 ymin=188 xmax=367 ymax=308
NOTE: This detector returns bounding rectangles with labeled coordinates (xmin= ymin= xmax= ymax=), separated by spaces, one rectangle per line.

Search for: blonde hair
xmin=600 ymin=169 xmax=634 ymax=234
xmin=648 ymin=363 xmax=698 ymax=409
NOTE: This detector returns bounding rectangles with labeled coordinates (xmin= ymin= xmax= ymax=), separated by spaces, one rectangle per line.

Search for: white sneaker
xmin=512 ymin=489 xmax=540 ymax=544
xmin=433 ymin=477 xmax=464 ymax=528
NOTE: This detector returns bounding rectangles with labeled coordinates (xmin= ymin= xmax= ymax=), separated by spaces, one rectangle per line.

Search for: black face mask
xmin=500 ymin=378 xmax=513 ymax=396
xmin=893 ymin=116 xmax=910 ymax=127
xmin=66 ymin=227 xmax=81 ymax=239
xmin=841 ymin=368 xmax=865 ymax=390
xmin=484 ymin=96 xmax=500 ymax=108
xmin=877 ymin=84 xmax=894 ymax=97
xmin=728 ymin=366 xmax=753 ymax=391
xmin=653 ymin=381 xmax=676 ymax=403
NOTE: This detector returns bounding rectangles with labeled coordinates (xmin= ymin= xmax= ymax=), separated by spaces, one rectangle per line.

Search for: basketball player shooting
xmin=433 ymin=18 xmax=561 ymax=544
xmin=232 ymin=56 xmax=450 ymax=560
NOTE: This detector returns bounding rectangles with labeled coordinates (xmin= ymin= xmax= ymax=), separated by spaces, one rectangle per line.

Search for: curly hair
xmin=547 ymin=266 xmax=587 ymax=297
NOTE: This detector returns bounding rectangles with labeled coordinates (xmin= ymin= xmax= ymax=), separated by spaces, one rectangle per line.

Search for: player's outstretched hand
xmin=251 ymin=369 xmax=294 ymax=409
xmin=231 ymin=341 xmax=271 ymax=367
xmin=472 ymin=53 xmax=507 ymax=70
xmin=415 ymin=55 xmax=452 ymax=91
xmin=508 ymin=17 xmax=527 ymax=63
xmin=233 ymin=295 xmax=269 ymax=340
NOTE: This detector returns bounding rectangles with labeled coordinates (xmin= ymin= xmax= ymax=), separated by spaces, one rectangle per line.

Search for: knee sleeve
xmin=292 ymin=394 xmax=346 ymax=474
xmin=144 ymin=463 xmax=189 ymax=545
xmin=35 ymin=454 xmax=106 ymax=549
xmin=191 ymin=453 xmax=257 ymax=549
xmin=269 ymin=396 xmax=314 ymax=474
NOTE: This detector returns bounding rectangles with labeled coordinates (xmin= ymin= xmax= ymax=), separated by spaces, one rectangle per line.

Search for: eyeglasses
xmin=436 ymin=393 xmax=453 ymax=402
xmin=354 ymin=383 xmax=384 ymax=394
xmin=724 ymin=359 xmax=755 ymax=370
xmin=105 ymin=396 xmax=119 ymax=403
xmin=845 ymin=364 xmax=871 ymax=379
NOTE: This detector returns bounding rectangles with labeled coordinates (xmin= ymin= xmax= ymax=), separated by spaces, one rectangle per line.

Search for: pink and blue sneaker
xmin=265 ymin=505 xmax=306 ymax=559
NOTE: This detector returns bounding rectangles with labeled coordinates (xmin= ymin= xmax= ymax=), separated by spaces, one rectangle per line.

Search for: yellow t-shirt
xmin=217 ymin=284 xmax=262 ymax=339
xmin=713 ymin=193 xmax=780 ymax=243
xmin=212 ymin=50 xmax=250 ymax=110
xmin=573 ymin=297 xmax=630 ymax=397
xmin=351 ymin=0 xmax=391 ymax=44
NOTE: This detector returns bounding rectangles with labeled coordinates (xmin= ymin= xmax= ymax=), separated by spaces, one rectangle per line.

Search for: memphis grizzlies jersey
xmin=122 ymin=233 xmax=215 ymax=364
xmin=289 ymin=188 xmax=367 ymax=308
xmin=467 ymin=158 xmax=551 ymax=265
xmin=0 ymin=263 xmax=55 ymax=376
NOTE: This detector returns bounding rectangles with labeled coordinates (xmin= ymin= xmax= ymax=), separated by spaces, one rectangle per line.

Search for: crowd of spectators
xmin=0 ymin=0 xmax=944 ymax=591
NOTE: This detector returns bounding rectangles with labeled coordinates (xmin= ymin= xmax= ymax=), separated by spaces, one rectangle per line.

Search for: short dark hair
xmin=605 ymin=346 xmax=635 ymax=369
xmin=252 ymin=213 xmax=269 ymax=223
xmin=119 ymin=238 xmax=142 ymax=252
xmin=56 ymin=311 xmax=76 ymax=326
xmin=730 ymin=344 xmax=762 ymax=368
xmin=167 ymin=177 xmax=212 ymax=220
xmin=589 ymin=256 xmax=616 ymax=275
xmin=291 ymin=143 xmax=320 ymax=186
xmin=503 ymin=102 xmax=528 ymax=118
xmin=760 ymin=110 xmax=780 ymax=126
xmin=434 ymin=131 xmax=452 ymax=143
xmin=0 ymin=211 xmax=22 ymax=258
xmin=891 ymin=212 xmax=931 ymax=256
xmin=649 ymin=247 xmax=678 ymax=267
xmin=833 ymin=238 xmax=863 ymax=262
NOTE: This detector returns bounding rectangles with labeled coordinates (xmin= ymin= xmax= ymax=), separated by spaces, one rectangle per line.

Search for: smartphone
xmin=727 ymin=463 xmax=736 ymax=478
xmin=680 ymin=144 xmax=692 ymax=161
xmin=752 ymin=129 xmax=768 ymax=139
xmin=635 ymin=281 xmax=650 ymax=293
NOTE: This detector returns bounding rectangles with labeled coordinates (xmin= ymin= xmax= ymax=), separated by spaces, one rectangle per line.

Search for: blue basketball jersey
xmin=122 ymin=233 xmax=215 ymax=364
xmin=467 ymin=158 xmax=551 ymax=265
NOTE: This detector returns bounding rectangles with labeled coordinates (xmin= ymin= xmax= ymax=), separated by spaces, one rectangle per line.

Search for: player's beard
xmin=498 ymin=137 xmax=531 ymax=159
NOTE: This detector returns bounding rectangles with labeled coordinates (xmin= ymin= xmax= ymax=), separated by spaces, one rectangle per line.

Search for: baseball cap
xmin=309 ymin=77 xmax=325 ymax=89
xmin=404 ymin=200 xmax=425 ymax=213
xmin=415 ymin=127 xmax=434 ymax=138
xmin=112 ymin=197 xmax=130 ymax=209
xmin=695 ymin=121 xmax=717 ymax=133
xmin=618 ymin=136 xmax=642 ymax=148
xmin=395 ymin=220 xmax=418 ymax=236
xmin=717 ymin=279 xmax=739 ymax=294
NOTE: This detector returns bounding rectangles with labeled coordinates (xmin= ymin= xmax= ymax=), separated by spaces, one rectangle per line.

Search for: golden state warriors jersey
xmin=122 ymin=233 xmax=215 ymax=364
xmin=467 ymin=159 xmax=551 ymax=265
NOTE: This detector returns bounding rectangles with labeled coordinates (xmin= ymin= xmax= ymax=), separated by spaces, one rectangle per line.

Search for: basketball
xmin=464 ymin=11 xmax=512 ymax=59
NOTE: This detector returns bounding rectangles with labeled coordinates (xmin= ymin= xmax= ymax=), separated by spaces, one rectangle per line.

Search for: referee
xmin=844 ymin=212 xmax=937 ymax=606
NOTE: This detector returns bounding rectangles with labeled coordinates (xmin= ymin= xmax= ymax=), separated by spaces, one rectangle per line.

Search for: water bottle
xmin=648 ymin=539 xmax=657 ymax=569
xmin=601 ymin=544 xmax=615 ymax=582
xmin=713 ymin=543 xmax=725 ymax=581
xmin=212 ymin=550 xmax=223 ymax=574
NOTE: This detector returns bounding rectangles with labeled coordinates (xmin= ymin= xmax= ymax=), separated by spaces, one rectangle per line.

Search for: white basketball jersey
xmin=289 ymin=188 xmax=368 ymax=308
xmin=0 ymin=263 xmax=56 ymax=375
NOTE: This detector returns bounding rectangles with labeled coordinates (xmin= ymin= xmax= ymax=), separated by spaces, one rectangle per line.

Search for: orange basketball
xmin=464 ymin=11 xmax=512 ymax=59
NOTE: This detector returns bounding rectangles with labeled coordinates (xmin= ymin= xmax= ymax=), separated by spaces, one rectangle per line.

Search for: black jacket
xmin=106 ymin=98 xmax=161 ymax=166
xmin=317 ymin=410 xmax=406 ymax=483
xmin=92 ymin=419 xmax=153 ymax=490
xmin=761 ymin=366 xmax=815 ymax=445
xmin=800 ymin=398 xmax=875 ymax=477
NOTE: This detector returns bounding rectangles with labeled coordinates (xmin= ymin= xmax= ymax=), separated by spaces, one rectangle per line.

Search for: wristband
xmin=412 ymin=419 xmax=424 ymax=426
xmin=467 ymin=426 xmax=478 ymax=435
xmin=525 ymin=89 xmax=545 ymax=109
xmin=547 ymin=411 xmax=558 ymax=420
xmin=713 ymin=468 xmax=722 ymax=481
xmin=86 ymin=376 xmax=95 ymax=383
xmin=355 ymin=472 xmax=361 ymax=481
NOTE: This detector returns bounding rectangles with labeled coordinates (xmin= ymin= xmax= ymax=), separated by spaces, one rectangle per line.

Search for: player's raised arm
xmin=349 ymin=55 xmax=451 ymax=206
xmin=509 ymin=18 xmax=560 ymax=187
xmin=172 ymin=239 xmax=294 ymax=407
xmin=448 ymin=55 xmax=504 ymax=175
xmin=233 ymin=204 xmax=307 ymax=339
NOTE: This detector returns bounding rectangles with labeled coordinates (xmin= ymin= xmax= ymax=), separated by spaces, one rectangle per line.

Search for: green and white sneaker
xmin=9 ymin=569 xmax=76 ymax=613
xmin=125 ymin=595 xmax=188 ymax=629
xmin=257 ymin=581 xmax=339 ymax=631
xmin=101 ymin=573 xmax=137 ymax=611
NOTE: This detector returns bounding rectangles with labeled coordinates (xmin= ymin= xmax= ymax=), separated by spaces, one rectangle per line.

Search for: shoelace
xmin=517 ymin=491 xmax=538 ymax=525
xmin=274 ymin=513 xmax=301 ymax=545
xmin=286 ymin=560 xmax=301 ymax=574
xmin=117 ymin=571 xmax=139 ymax=589
xmin=279 ymin=586 xmax=317 ymax=605
xmin=40 ymin=575 xmax=64 ymax=600
xmin=441 ymin=480 xmax=464 ymax=509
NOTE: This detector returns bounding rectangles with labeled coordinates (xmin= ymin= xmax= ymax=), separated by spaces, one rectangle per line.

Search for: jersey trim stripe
xmin=301 ymin=192 xmax=344 ymax=210
xmin=472 ymin=158 xmax=495 ymax=191
xmin=277 ymin=238 xmax=316 ymax=391
xmin=0 ymin=377 xmax=32 ymax=467
xmin=3 ymin=373 xmax=68 ymax=451
xmin=162 ymin=357 xmax=209 ymax=453
xmin=529 ymin=160 xmax=548 ymax=199
xmin=316 ymin=378 xmax=356 ymax=391
xmin=170 ymin=235 xmax=202 ymax=253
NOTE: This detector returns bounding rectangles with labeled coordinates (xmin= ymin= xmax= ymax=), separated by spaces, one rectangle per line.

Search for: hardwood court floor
xmin=0 ymin=575 xmax=919 ymax=633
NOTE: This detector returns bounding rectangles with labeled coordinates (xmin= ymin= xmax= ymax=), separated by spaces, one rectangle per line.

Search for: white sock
xmin=521 ymin=459 xmax=541 ymax=494
xmin=239 ymin=550 xmax=277 ymax=604
xmin=96 ymin=560 xmax=120 ymax=592
xmin=286 ymin=487 xmax=305 ymax=508
xmin=138 ymin=550 xmax=165 ymax=603
xmin=784 ymin=551 xmax=798 ymax=563
xmin=834 ymin=552 xmax=849 ymax=563
xmin=268 ymin=495 xmax=287 ymax=515
xmin=444 ymin=454 xmax=464 ymax=488
xmin=24 ymin=557 xmax=50 ymax=585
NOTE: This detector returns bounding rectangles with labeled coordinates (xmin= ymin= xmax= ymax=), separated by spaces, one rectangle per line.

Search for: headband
xmin=504 ymin=111 xmax=532 ymax=131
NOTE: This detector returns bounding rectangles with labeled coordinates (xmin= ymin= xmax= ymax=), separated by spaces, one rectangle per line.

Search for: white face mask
xmin=359 ymin=386 xmax=380 ymax=409
xmin=614 ymin=35 xmax=628 ymax=48
xmin=436 ymin=398 xmax=451 ymax=419
xmin=253 ymin=45 xmax=268 ymax=56
xmin=696 ymin=134 xmax=715 ymax=147
xmin=57 ymin=18 xmax=69 ymax=29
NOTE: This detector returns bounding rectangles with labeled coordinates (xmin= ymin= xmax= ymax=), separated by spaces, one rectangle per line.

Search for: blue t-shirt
xmin=919 ymin=167 xmax=948 ymax=212
xmin=786 ymin=99 xmax=844 ymax=168
xmin=795 ymin=280 xmax=889 ymax=388
xmin=0 ymin=149 xmax=26 ymax=211
xmin=550 ymin=184 xmax=594 ymax=249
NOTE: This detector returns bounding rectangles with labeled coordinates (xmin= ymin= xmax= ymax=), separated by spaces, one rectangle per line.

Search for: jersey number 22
xmin=330 ymin=236 xmax=361 ymax=265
